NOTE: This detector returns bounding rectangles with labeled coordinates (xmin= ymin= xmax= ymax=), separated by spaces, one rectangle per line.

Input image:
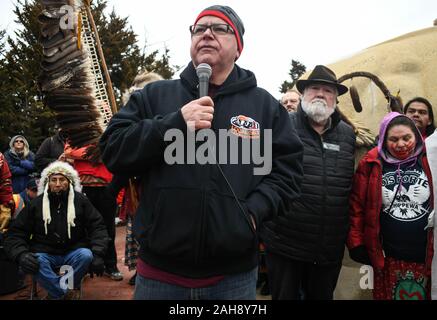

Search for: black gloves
xmin=18 ymin=252 xmax=40 ymax=274
xmin=89 ymin=255 xmax=105 ymax=277
xmin=349 ymin=245 xmax=371 ymax=265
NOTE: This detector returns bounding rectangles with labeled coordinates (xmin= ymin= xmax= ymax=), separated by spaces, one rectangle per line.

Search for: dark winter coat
xmin=34 ymin=132 xmax=66 ymax=173
xmin=99 ymin=62 xmax=304 ymax=277
xmin=261 ymin=106 xmax=356 ymax=265
xmin=4 ymin=150 xmax=35 ymax=194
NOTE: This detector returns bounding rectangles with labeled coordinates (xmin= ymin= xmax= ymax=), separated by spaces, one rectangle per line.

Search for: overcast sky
xmin=1 ymin=0 xmax=436 ymax=98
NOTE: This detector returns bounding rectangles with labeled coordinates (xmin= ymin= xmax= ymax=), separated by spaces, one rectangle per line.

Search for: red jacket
xmin=0 ymin=152 xmax=13 ymax=206
xmin=64 ymin=144 xmax=112 ymax=185
xmin=347 ymin=147 xmax=434 ymax=273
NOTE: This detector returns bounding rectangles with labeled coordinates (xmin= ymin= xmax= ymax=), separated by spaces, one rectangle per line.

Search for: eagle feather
xmin=38 ymin=0 xmax=108 ymax=161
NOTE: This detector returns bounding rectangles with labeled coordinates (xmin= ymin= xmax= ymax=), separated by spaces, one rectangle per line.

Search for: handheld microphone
xmin=196 ymin=63 xmax=212 ymax=97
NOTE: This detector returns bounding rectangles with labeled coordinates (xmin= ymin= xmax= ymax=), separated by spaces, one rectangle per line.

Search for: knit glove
xmin=18 ymin=252 xmax=40 ymax=274
xmin=89 ymin=255 xmax=105 ymax=278
xmin=349 ymin=245 xmax=371 ymax=265
xmin=0 ymin=204 xmax=11 ymax=232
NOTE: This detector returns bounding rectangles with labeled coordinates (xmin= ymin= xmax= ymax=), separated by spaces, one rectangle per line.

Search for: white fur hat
xmin=38 ymin=161 xmax=82 ymax=239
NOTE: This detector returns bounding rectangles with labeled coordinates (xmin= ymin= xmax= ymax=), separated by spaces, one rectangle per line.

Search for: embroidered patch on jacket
xmin=230 ymin=115 xmax=260 ymax=139
xmin=392 ymin=270 xmax=427 ymax=300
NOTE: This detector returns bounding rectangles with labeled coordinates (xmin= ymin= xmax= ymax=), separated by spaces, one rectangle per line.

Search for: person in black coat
xmin=34 ymin=129 xmax=68 ymax=173
xmin=3 ymin=161 xmax=109 ymax=300
xmin=99 ymin=5 xmax=304 ymax=300
xmin=261 ymin=65 xmax=356 ymax=300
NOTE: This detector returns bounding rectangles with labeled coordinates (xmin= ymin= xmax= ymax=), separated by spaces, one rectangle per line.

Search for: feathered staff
xmin=37 ymin=0 xmax=115 ymax=160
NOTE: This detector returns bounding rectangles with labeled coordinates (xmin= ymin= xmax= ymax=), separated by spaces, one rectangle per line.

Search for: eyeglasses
xmin=14 ymin=140 xmax=24 ymax=143
xmin=189 ymin=24 xmax=234 ymax=36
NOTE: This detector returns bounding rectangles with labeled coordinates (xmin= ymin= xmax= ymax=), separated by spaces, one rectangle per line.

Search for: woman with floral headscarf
xmin=348 ymin=112 xmax=434 ymax=300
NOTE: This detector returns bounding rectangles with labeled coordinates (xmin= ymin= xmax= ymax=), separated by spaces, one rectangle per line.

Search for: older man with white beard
xmin=261 ymin=65 xmax=356 ymax=300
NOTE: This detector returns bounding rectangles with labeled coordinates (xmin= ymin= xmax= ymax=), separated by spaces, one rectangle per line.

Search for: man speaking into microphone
xmin=99 ymin=5 xmax=303 ymax=300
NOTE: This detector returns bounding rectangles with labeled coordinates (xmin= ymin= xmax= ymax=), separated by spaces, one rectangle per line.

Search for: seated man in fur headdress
xmin=3 ymin=161 xmax=109 ymax=300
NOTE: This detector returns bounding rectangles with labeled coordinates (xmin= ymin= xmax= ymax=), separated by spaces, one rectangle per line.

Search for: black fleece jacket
xmin=99 ymin=62 xmax=304 ymax=277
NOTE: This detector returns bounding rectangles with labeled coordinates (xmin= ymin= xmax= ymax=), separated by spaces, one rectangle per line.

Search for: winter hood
xmin=180 ymin=62 xmax=257 ymax=98
xmin=9 ymin=135 xmax=30 ymax=158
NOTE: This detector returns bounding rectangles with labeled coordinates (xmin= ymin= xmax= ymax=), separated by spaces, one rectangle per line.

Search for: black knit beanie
xmin=194 ymin=5 xmax=245 ymax=54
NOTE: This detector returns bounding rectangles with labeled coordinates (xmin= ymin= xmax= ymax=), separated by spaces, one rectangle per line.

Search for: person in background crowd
xmin=0 ymin=152 xmax=14 ymax=234
xmin=64 ymin=143 xmax=123 ymax=281
xmin=261 ymin=65 xmax=356 ymax=300
xmin=348 ymin=112 xmax=434 ymax=300
xmin=121 ymin=70 xmax=164 ymax=106
xmin=34 ymin=126 xmax=68 ymax=173
xmin=424 ymin=128 xmax=437 ymax=299
xmin=4 ymin=135 xmax=36 ymax=194
xmin=404 ymin=97 xmax=435 ymax=139
xmin=12 ymin=178 xmax=38 ymax=217
xmin=120 ymin=70 xmax=164 ymax=286
xmin=280 ymin=89 xmax=301 ymax=113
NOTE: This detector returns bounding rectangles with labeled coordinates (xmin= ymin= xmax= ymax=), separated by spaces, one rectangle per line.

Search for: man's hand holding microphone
xmin=181 ymin=63 xmax=214 ymax=130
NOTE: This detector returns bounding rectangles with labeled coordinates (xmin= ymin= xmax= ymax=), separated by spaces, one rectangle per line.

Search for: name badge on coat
xmin=323 ymin=142 xmax=340 ymax=152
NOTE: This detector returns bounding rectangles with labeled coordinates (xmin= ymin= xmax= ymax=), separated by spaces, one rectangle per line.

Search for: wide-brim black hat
xmin=296 ymin=65 xmax=348 ymax=96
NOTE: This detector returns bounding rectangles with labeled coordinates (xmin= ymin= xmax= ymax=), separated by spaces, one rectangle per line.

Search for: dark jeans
xmin=266 ymin=251 xmax=342 ymax=300
xmin=82 ymin=186 xmax=117 ymax=268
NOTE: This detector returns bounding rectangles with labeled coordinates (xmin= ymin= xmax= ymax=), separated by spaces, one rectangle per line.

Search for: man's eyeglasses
xmin=14 ymin=140 xmax=24 ymax=143
xmin=189 ymin=24 xmax=234 ymax=36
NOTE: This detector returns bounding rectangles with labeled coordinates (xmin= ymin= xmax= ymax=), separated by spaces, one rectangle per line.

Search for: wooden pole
xmin=84 ymin=2 xmax=118 ymax=114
